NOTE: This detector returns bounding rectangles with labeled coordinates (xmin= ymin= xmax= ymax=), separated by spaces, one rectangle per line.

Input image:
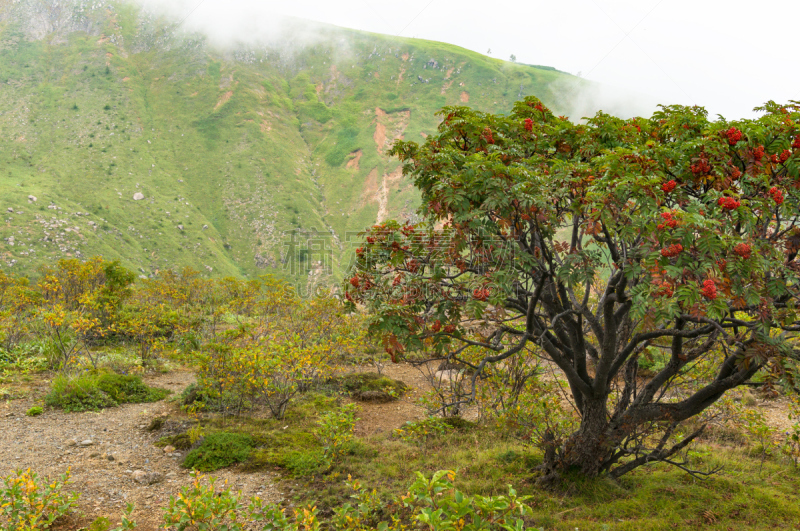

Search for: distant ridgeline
xmin=0 ymin=0 xmax=582 ymax=284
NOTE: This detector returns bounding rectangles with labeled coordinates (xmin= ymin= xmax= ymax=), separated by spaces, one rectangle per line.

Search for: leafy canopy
xmin=347 ymin=97 xmax=800 ymax=477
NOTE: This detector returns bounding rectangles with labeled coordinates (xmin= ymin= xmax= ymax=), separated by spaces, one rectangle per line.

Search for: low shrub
xmin=25 ymin=406 xmax=43 ymax=417
xmin=339 ymin=372 xmax=406 ymax=402
xmin=45 ymin=373 xmax=117 ymax=412
xmin=316 ymin=403 xmax=359 ymax=462
xmin=161 ymin=469 xmax=536 ymax=531
xmin=180 ymin=381 xmax=247 ymax=414
xmin=45 ymin=371 xmax=169 ymax=412
xmin=394 ymin=417 xmax=455 ymax=445
xmin=0 ymin=468 xmax=80 ymax=530
xmin=244 ymin=432 xmax=327 ymax=476
xmin=183 ymin=432 xmax=255 ymax=471
xmin=96 ymin=373 xmax=169 ymax=403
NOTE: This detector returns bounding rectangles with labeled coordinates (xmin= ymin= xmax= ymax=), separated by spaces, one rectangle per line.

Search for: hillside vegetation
xmin=0 ymin=0 xmax=583 ymax=283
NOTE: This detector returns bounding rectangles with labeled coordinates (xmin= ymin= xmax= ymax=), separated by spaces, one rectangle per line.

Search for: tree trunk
xmin=541 ymin=396 xmax=612 ymax=479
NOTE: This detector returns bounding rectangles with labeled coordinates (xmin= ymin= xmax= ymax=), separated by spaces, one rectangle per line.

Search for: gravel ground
xmin=0 ymin=371 xmax=283 ymax=531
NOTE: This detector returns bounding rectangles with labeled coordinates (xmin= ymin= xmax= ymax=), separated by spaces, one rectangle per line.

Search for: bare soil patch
xmin=460 ymin=91 xmax=469 ymax=103
xmin=345 ymin=149 xmax=362 ymax=170
xmin=214 ymin=90 xmax=233 ymax=111
xmin=1 ymin=371 xmax=281 ymax=530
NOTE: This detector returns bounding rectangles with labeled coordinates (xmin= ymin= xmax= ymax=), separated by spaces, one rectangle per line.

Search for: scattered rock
xmin=7 ymin=207 xmax=13 ymax=213
xmin=147 ymin=416 xmax=166 ymax=431
xmin=163 ymin=445 xmax=176 ymax=454
xmin=177 ymin=224 xmax=184 ymax=231
xmin=65 ymin=438 xmax=77 ymax=446
xmin=133 ymin=192 xmax=145 ymax=201
xmin=89 ymin=452 xmax=100 ymax=458
xmin=79 ymin=439 xmax=93 ymax=446
xmin=132 ymin=470 xmax=162 ymax=485
xmin=434 ymin=370 xmax=462 ymax=382
xmin=27 ymin=195 xmax=37 ymax=203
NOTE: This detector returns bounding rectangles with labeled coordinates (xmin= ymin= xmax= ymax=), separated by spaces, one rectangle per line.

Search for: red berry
xmin=660 ymin=244 xmax=683 ymax=258
xmin=769 ymin=186 xmax=784 ymax=205
xmin=431 ymin=319 xmax=441 ymax=332
xmin=524 ymin=118 xmax=533 ymax=131
xmin=700 ymin=279 xmax=717 ymax=300
xmin=690 ymin=159 xmax=712 ymax=175
xmin=725 ymin=127 xmax=742 ymax=146
xmin=733 ymin=243 xmax=751 ymax=259
xmin=472 ymin=287 xmax=491 ymax=301
xmin=793 ymin=135 xmax=800 ymax=149
xmin=662 ymin=180 xmax=677 ymax=193
xmin=717 ymin=197 xmax=741 ymax=210
xmin=780 ymin=149 xmax=791 ymax=163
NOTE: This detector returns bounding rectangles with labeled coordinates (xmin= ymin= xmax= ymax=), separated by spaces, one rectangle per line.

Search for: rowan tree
xmin=346 ymin=97 xmax=800 ymax=479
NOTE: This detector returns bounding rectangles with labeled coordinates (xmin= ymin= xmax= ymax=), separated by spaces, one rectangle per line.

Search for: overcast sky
xmin=156 ymin=0 xmax=800 ymax=120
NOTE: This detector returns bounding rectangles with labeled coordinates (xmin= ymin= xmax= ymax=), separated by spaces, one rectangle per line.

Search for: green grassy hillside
xmin=0 ymin=0 xmax=586 ymax=283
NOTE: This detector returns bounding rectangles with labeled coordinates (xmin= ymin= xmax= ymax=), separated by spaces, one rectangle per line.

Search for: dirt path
xmin=350 ymin=363 xmax=429 ymax=436
xmin=1 ymin=371 xmax=282 ymax=531
xmin=2 ymin=363 xmax=794 ymax=529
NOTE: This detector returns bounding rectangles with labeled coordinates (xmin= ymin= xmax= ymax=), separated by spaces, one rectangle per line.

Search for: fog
xmin=130 ymin=0 xmax=798 ymax=121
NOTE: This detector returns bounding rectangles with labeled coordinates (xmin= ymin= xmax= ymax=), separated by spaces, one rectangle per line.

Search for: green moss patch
xmin=45 ymin=371 xmax=169 ymax=412
xmin=183 ymin=432 xmax=255 ymax=471
xmin=339 ymin=372 xmax=406 ymax=402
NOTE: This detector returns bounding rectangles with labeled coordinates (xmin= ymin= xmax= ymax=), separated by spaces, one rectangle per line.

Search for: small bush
xmin=45 ymin=373 xmax=117 ymax=412
xmin=340 ymin=373 xmax=406 ymax=402
xmin=45 ymin=372 xmax=169 ymax=412
xmin=25 ymin=406 xmax=43 ymax=417
xmin=394 ymin=417 xmax=454 ymax=445
xmin=183 ymin=432 xmax=254 ymax=471
xmin=0 ymin=468 xmax=80 ymax=529
xmin=96 ymin=373 xmax=169 ymax=403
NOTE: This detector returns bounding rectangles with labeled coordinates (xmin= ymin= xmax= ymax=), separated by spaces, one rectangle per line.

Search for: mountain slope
xmin=0 ymin=0 xmax=586 ymax=282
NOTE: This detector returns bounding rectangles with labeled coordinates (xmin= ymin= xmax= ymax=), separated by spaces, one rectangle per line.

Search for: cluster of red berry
xmin=349 ymin=276 xmax=360 ymax=288
xmin=733 ymin=243 xmax=751 ymax=259
xmin=528 ymin=102 xmax=545 ymax=112
xmin=431 ymin=319 xmax=441 ymax=332
xmin=661 ymin=180 xmax=677 ymax=193
xmin=793 ymin=135 xmax=800 ymax=149
xmin=770 ymin=149 xmax=792 ymax=164
xmin=482 ymin=127 xmax=495 ymax=145
xmin=473 ymin=287 xmax=490 ymax=301
xmin=769 ymin=186 xmax=784 ymax=205
xmin=690 ymin=159 xmax=712 ymax=175
xmin=524 ymin=118 xmax=533 ymax=131
xmin=717 ymin=197 xmax=741 ymax=210
xmin=725 ymin=127 xmax=743 ymax=145
xmin=657 ymin=211 xmax=679 ymax=229
xmin=700 ymin=279 xmax=717 ymax=300
xmin=730 ymin=167 xmax=742 ymax=179
xmin=660 ymin=243 xmax=683 ymax=257
xmin=752 ymin=145 xmax=765 ymax=161
xmin=653 ymin=280 xmax=673 ymax=298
